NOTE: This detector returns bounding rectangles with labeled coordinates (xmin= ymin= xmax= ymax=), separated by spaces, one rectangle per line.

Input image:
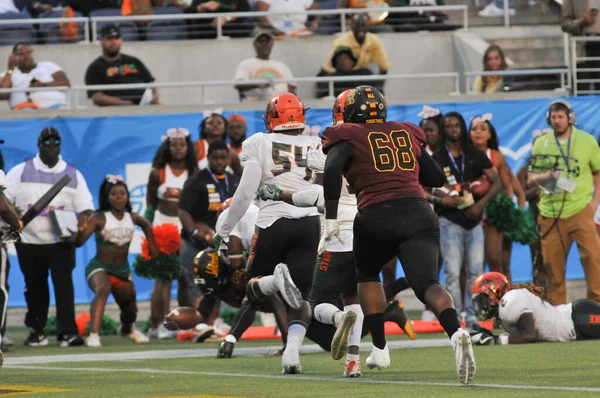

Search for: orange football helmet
xmin=332 ymin=89 xmax=353 ymax=126
xmin=472 ymin=271 xmax=509 ymax=320
xmin=264 ymin=92 xmax=306 ymax=134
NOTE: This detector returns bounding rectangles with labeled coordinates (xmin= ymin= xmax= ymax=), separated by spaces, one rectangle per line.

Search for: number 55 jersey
xmin=321 ymin=121 xmax=427 ymax=210
xmin=240 ymin=132 xmax=321 ymax=227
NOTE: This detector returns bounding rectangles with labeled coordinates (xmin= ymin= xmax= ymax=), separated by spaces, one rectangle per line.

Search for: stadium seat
xmin=145 ymin=7 xmax=186 ymax=41
xmin=39 ymin=9 xmax=86 ymax=44
xmin=314 ymin=0 xmax=340 ymax=35
xmin=90 ymin=8 xmax=140 ymax=41
xmin=0 ymin=12 xmax=36 ymax=45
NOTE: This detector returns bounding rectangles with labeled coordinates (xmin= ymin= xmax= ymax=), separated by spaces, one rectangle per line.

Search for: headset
xmin=546 ymin=99 xmax=576 ymax=126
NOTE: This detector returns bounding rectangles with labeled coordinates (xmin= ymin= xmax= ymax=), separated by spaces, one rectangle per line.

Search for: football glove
xmin=258 ymin=184 xmax=282 ymax=201
xmin=470 ymin=331 xmax=497 ymax=345
xmin=318 ymin=219 xmax=344 ymax=255
xmin=213 ymin=233 xmax=229 ymax=256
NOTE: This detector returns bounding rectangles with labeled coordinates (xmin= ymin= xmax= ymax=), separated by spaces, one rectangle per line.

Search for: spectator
xmin=68 ymin=0 xmax=121 ymax=17
xmin=337 ymin=0 xmax=394 ymax=33
xmin=0 ymin=0 xmax=19 ymax=14
xmin=315 ymin=45 xmax=378 ymax=98
xmin=561 ymin=2 xmax=600 ymax=95
xmin=528 ymin=100 xmax=600 ymax=305
xmin=84 ymin=24 xmax=159 ymax=106
xmin=233 ymin=30 xmax=296 ymax=102
xmin=183 ymin=0 xmax=252 ymax=39
xmin=0 ymin=43 xmax=70 ymax=111
xmin=385 ymin=0 xmax=449 ymax=32
xmin=255 ymin=0 xmax=322 ymax=36
xmin=178 ymin=140 xmax=239 ymax=308
xmin=478 ymin=1 xmax=516 ymax=17
xmin=321 ymin=14 xmax=390 ymax=76
xmin=226 ymin=114 xmax=247 ymax=154
xmin=472 ymin=45 xmax=508 ymax=94
xmin=418 ymin=105 xmax=443 ymax=155
xmin=432 ymin=112 xmax=501 ymax=327
xmin=26 ymin=1 xmax=68 ymax=18
xmin=197 ymin=111 xmax=243 ymax=176
xmin=5 ymin=127 xmax=94 ymax=347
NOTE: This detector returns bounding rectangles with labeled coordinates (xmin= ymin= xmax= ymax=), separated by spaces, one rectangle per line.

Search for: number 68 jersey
xmin=241 ymin=132 xmax=321 ymax=228
xmin=322 ymin=121 xmax=427 ymax=210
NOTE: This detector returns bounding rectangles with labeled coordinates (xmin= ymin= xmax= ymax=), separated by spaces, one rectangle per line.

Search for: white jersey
xmin=216 ymin=203 xmax=259 ymax=251
xmin=241 ymin=132 xmax=320 ymax=228
xmin=306 ymin=139 xmax=357 ymax=252
xmin=499 ymin=289 xmax=576 ymax=342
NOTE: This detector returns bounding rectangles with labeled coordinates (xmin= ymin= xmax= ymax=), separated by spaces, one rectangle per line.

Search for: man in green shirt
xmin=529 ymin=100 xmax=600 ymax=305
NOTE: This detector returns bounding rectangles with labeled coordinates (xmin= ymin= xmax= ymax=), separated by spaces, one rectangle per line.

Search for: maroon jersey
xmin=322 ymin=121 xmax=426 ymax=210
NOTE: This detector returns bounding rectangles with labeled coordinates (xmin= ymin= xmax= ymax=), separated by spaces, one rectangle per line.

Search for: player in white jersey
xmin=471 ymin=272 xmax=600 ymax=345
xmin=215 ymin=93 xmax=321 ymax=374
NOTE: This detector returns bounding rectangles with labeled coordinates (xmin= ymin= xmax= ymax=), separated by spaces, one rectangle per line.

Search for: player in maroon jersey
xmin=321 ymin=85 xmax=477 ymax=386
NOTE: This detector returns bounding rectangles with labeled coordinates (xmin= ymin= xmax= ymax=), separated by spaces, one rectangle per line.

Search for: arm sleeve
xmin=216 ymin=162 xmax=262 ymax=237
xmin=292 ymin=185 xmax=324 ymax=207
xmin=418 ymin=150 xmax=445 ymax=187
xmin=323 ymin=141 xmax=352 ymax=219
xmin=4 ymin=163 xmax=25 ymax=204
xmin=239 ymin=134 xmax=262 ymax=167
xmin=74 ymin=170 xmax=95 ymax=213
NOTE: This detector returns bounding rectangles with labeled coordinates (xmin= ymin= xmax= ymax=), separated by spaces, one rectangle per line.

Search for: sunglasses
xmin=41 ymin=140 xmax=60 ymax=148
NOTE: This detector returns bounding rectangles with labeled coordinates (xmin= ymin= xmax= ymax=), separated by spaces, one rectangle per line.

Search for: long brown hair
xmin=482 ymin=45 xmax=508 ymax=92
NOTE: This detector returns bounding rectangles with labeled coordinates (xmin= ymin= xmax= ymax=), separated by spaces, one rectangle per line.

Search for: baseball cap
xmin=39 ymin=127 xmax=61 ymax=141
xmin=100 ymin=24 xmax=122 ymax=39
xmin=254 ymin=29 xmax=274 ymax=42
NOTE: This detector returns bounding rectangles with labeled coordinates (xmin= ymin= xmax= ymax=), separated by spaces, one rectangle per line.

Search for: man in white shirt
xmin=233 ymin=30 xmax=296 ymax=102
xmin=5 ymin=127 xmax=94 ymax=347
xmin=0 ymin=43 xmax=70 ymax=110
xmin=255 ymin=0 xmax=321 ymax=36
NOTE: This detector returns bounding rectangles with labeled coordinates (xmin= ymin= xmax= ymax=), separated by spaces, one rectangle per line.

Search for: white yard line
xmin=7 ymin=364 xmax=600 ymax=393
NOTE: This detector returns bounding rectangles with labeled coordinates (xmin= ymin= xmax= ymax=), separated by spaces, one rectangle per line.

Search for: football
xmin=165 ymin=307 xmax=202 ymax=330
xmin=471 ymin=176 xmax=491 ymax=197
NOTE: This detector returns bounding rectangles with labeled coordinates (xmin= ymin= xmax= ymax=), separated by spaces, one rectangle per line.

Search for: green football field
xmin=1 ymin=326 xmax=599 ymax=398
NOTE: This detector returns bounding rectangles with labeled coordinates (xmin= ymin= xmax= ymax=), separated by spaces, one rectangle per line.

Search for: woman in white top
xmin=76 ymin=175 xmax=158 ymax=347
xmin=471 ymin=272 xmax=600 ymax=345
xmin=146 ymin=128 xmax=198 ymax=338
xmin=255 ymin=0 xmax=322 ymax=36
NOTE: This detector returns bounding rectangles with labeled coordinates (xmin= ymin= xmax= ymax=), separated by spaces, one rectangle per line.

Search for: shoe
xmin=158 ymin=324 xmax=176 ymax=340
xmin=86 ymin=334 xmax=101 ymax=348
xmin=24 ymin=331 xmax=49 ymax=347
xmin=282 ymin=346 xmax=303 ymax=374
xmin=1 ymin=336 xmax=14 ymax=352
xmin=366 ymin=344 xmax=390 ymax=370
xmin=421 ymin=309 xmax=437 ymax=321
xmin=58 ymin=333 xmax=84 ymax=347
xmin=123 ymin=328 xmax=149 ymax=344
xmin=193 ymin=323 xmax=214 ymax=343
xmin=205 ymin=328 xmax=228 ymax=343
xmin=451 ymin=329 xmax=476 ymax=386
xmin=384 ymin=300 xmax=416 ymax=340
xmin=331 ymin=310 xmax=357 ymax=360
xmin=478 ymin=3 xmax=516 ymax=17
xmin=273 ymin=263 xmax=303 ymax=310
xmin=343 ymin=360 xmax=361 ymax=378
xmin=217 ymin=341 xmax=235 ymax=358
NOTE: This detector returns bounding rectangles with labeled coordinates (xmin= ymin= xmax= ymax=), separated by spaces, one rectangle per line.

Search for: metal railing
xmin=464 ymin=68 xmax=570 ymax=94
xmin=570 ymin=36 xmax=600 ymax=96
xmin=0 ymin=16 xmax=89 ymax=45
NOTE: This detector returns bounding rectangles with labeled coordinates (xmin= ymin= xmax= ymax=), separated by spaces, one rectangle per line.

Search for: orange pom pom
xmin=152 ymin=223 xmax=182 ymax=255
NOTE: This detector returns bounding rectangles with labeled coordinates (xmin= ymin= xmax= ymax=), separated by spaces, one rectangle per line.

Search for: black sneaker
xmin=217 ymin=341 xmax=234 ymax=358
xmin=24 ymin=331 xmax=49 ymax=347
xmin=57 ymin=333 xmax=84 ymax=347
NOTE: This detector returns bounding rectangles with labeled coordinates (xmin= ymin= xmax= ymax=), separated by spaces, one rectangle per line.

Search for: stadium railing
xmin=0 ymin=15 xmax=89 ymax=46
xmin=570 ymin=36 xmax=600 ymax=96
xmin=464 ymin=68 xmax=571 ymax=95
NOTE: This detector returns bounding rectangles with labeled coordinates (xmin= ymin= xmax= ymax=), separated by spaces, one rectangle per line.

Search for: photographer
xmin=528 ymin=100 xmax=600 ymax=305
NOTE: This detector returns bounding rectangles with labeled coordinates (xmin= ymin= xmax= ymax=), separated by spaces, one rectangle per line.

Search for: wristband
xmin=498 ymin=334 xmax=509 ymax=345
xmin=16 ymin=220 xmax=23 ymax=233
xmin=189 ymin=228 xmax=198 ymax=240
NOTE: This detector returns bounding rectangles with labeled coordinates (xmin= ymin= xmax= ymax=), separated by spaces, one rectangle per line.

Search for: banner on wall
xmin=1 ymin=96 xmax=599 ymax=307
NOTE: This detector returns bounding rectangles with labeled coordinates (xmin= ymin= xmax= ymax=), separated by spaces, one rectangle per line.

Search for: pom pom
xmin=133 ymin=253 xmax=182 ymax=280
xmin=484 ymin=193 xmax=539 ymax=245
xmin=44 ymin=316 xmax=58 ymax=336
xmin=152 ymin=223 xmax=182 ymax=256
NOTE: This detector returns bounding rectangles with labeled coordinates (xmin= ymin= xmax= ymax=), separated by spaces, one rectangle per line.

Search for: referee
xmin=5 ymin=127 xmax=94 ymax=347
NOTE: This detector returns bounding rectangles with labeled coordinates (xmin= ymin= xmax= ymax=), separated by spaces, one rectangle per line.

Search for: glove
xmin=258 ymin=184 xmax=282 ymax=201
xmin=213 ymin=233 xmax=229 ymax=256
xmin=470 ymin=331 xmax=496 ymax=345
xmin=318 ymin=219 xmax=344 ymax=255
xmin=163 ymin=319 xmax=180 ymax=331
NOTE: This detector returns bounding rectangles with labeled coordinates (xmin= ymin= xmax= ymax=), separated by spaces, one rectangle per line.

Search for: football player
xmin=215 ymin=92 xmax=321 ymax=374
xmin=320 ymin=85 xmax=476 ymax=385
xmin=471 ymin=271 xmax=600 ymax=344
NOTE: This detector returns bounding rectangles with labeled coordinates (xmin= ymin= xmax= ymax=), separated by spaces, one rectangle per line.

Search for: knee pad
xmin=246 ymin=277 xmax=268 ymax=304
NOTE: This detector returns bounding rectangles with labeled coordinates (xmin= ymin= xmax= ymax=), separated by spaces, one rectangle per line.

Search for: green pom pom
xmin=133 ymin=253 xmax=182 ymax=280
xmin=484 ymin=193 xmax=539 ymax=245
xmin=219 ymin=308 xmax=239 ymax=326
xmin=144 ymin=206 xmax=156 ymax=223
xmin=44 ymin=316 xmax=58 ymax=336
xmin=140 ymin=315 xmax=152 ymax=334
xmin=86 ymin=315 xmax=119 ymax=336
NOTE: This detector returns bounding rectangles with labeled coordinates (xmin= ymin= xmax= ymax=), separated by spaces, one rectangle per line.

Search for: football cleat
xmin=217 ymin=341 xmax=235 ymax=358
xmin=24 ymin=331 xmax=49 ymax=347
xmin=343 ymin=360 xmax=361 ymax=378
xmin=451 ymin=329 xmax=476 ymax=386
xmin=331 ymin=311 xmax=357 ymax=360
xmin=86 ymin=334 xmax=102 ymax=348
xmin=193 ymin=323 xmax=215 ymax=343
xmin=124 ymin=328 xmax=150 ymax=344
xmin=282 ymin=347 xmax=303 ymax=374
xmin=273 ymin=263 xmax=303 ymax=310
xmin=366 ymin=344 xmax=390 ymax=370
xmin=384 ymin=300 xmax=416 ymax=340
